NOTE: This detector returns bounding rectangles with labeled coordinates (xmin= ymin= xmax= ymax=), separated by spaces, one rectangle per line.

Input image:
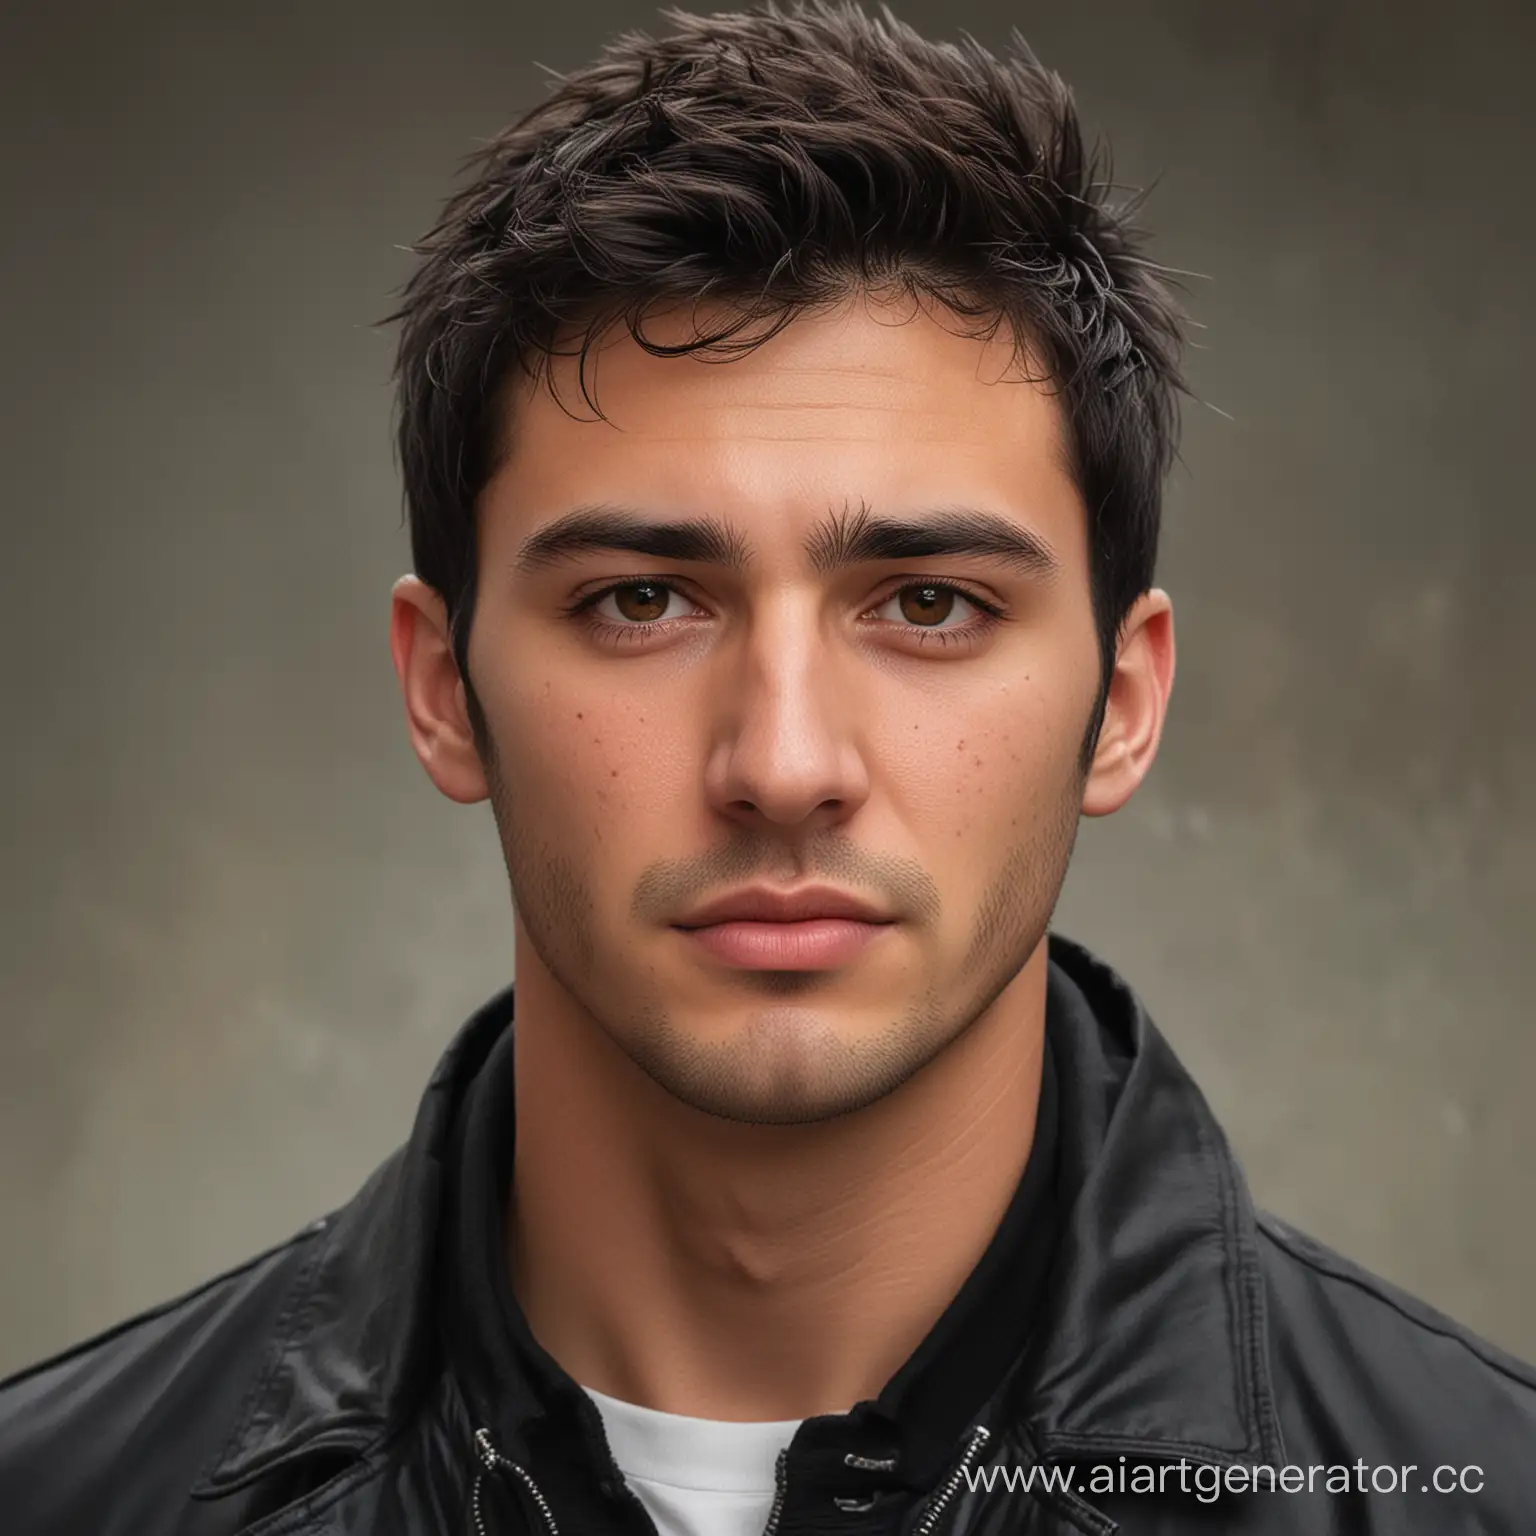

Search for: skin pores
xmin=466 ymin=292 xmax=1113 ymax=1126
xmin=391 ymin=288 xmax=1173 ymax=1412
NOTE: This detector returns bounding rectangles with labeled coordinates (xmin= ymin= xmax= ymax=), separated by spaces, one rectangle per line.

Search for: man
xmin=2 ymin=2 xmax=1531 ymax=1532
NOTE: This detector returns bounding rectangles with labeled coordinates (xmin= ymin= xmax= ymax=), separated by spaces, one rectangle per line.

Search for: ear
xmin=389 ymin=576 xmax=490 ymax=805
xmin=1080 ymin=589 xmax=1176 ymax=818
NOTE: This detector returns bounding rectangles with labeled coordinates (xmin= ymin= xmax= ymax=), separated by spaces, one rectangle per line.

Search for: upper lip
xmin=674 ymin=885 xmax=896 ymax=928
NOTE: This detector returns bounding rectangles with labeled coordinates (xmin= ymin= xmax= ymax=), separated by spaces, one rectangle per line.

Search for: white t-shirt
xmin=583 ymin=1385 xmax=802 ymax=1536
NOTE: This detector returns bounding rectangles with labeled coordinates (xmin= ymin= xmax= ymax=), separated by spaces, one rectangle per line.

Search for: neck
xmin=507 ymin=932 xmax=1048 ymax=1422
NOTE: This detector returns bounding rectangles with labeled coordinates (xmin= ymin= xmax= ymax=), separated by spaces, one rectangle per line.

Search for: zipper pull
xmin=475 ymin=1428 xmax=501 ymax=1472
xmin=470 ymin=1426 xmax=562 ymax=1536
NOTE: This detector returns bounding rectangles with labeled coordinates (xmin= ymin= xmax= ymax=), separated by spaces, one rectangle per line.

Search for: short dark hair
xmin=391 ymin=0 xmax=1187 ymax=747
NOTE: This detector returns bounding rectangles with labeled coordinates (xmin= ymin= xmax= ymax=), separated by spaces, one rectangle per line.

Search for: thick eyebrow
xmin=512 ymin=500 xmax=1059 ymax=580
xmin=513 ymin=505 xmax=753 ymax=574
xmin=805 ymin=501 xmax=1060 ymax=580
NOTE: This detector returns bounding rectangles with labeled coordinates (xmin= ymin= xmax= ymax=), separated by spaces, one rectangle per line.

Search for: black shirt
xmin=442 ymin=1004 xmax=1061 ymax=1535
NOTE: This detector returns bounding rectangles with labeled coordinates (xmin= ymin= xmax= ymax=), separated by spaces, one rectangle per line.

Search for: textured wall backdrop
xmin=1 ymin=0 xmax=1532 ymax=1377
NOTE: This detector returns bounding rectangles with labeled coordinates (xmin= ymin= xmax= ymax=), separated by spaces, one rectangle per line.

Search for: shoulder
xmin=0 ymin=1222 xmax=326 ymax=1535
xmin=1255 ymin=1209 xmax=1536 ymax=1491
xmin=1256 ymin=1210 xmax=1536 ymax=1403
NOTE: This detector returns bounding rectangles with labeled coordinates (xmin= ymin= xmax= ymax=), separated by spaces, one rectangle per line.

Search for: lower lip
xmin=677 ymin=918 xmax=892 ymax=970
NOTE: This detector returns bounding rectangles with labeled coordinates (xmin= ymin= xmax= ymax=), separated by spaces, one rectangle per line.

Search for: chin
xmin=616 ymin=1000 xmax=949 ymax=1126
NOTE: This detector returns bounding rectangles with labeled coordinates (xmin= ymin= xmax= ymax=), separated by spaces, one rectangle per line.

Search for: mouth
xmin=673 ymin=916 xmax=894 ymax=970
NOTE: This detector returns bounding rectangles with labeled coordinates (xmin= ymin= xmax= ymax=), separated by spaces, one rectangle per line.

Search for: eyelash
xmin=562 ymin=578 xmax=1006 ymax=651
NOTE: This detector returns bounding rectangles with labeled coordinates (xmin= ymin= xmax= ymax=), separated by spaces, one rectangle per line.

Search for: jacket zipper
xmin=473 ymin=1420 xmax=990 ymax=1536
xmin=911 ymin=1426 xmax=993 ymax=1536
xmin=760 ymin=1446 xmax=790 ymax=1536
xmin=472 ymin=1426 xmax=560 ymax=1536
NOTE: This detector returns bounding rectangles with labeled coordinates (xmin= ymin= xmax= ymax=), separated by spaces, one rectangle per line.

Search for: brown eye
xmin=612 ymin=582 xmax=671 ymax=622
xmin=897 ymin=585 xmax=956 ymax=626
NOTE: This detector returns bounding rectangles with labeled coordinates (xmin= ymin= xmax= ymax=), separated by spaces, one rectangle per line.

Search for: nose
xmin=703 ymin=598 xmax=871 ymax=832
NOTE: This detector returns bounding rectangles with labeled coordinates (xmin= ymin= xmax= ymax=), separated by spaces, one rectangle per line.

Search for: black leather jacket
xmin=3 ymin=935 xmax=1533 ymax=1534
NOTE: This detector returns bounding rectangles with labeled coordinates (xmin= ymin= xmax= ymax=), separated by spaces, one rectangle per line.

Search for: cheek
xmin=492 ymin=665 xmax=699 ymax=844
xmin=882 ymin=674 xmax=1085 ymax=842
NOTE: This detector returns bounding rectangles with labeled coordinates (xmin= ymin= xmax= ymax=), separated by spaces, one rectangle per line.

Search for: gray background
xmin=1 ymin=0 xmax=1531 ymax=1378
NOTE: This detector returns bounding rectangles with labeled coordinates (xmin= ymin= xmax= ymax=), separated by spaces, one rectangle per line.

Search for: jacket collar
xmin=1024 ymin=936 xmax=1286 ymax=1470
xmin=195 ymin=934 xmax=1283 ymax=1495
xmin=194 ymin=983 xmax=513 ymax=1496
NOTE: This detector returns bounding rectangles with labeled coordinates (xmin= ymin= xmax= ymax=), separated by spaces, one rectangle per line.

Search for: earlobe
xmin=389 ymin=576 xmax=491 ymax=805
xmin=1080 ymin=590 xmax=1176 ymax=819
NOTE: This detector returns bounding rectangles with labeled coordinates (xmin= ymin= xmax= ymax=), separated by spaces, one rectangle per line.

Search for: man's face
xmin=466 ymin=294 xmax=1104 ymax=1124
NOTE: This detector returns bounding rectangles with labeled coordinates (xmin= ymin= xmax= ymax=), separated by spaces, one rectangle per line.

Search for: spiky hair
xmin=391 ymin=0 xmax=1187 ymax=717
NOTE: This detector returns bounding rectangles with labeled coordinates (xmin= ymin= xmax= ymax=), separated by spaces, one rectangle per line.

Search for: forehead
xmin=486 ymin=294 xmax=1085 ymax=559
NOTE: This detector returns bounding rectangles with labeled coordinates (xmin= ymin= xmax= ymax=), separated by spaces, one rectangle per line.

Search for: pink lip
xmin=675 ymin=884 xmax=893 ymax=927
xmin=679 ymin=917 xmax=891 ymax=970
